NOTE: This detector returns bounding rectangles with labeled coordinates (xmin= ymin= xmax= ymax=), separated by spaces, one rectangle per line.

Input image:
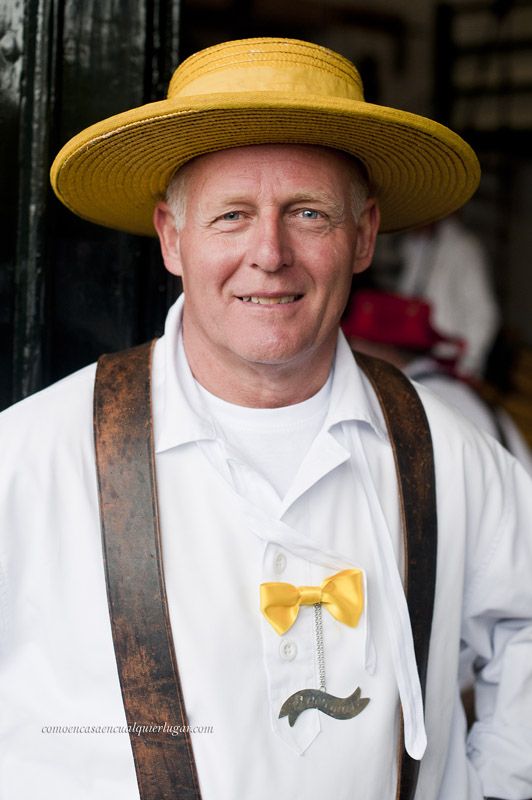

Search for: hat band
xmin=170 ymin=64 xmax=363 ymax=101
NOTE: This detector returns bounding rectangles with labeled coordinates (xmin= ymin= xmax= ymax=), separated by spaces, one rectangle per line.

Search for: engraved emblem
xmin=279 ymin=685 xmax=370 ymax=726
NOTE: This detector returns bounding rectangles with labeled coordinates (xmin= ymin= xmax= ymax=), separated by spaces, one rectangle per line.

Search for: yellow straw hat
xmin=50 ymin=37 xmax=480 ymax=235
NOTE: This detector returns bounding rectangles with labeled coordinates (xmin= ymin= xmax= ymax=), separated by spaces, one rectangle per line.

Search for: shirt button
xmin=279 ymin=639 xmax=297 ymax=661
xmin=274 ymin=552 xmax=287 ymax=575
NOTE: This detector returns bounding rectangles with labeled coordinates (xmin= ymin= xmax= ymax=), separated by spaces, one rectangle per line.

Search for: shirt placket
xmin=223 ymin=438 xmax=366 ymax=753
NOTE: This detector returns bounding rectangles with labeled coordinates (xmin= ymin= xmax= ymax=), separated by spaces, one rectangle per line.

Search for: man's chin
xmin=235 ymin=341 xmax=319 ymax=370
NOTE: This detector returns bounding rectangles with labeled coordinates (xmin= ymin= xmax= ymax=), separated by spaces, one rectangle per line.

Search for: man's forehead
xmin=177 ymin=143 xmax=363 ymax=197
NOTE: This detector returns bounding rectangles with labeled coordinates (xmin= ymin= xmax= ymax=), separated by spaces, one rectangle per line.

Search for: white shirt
xmin=195 ymin=367 xmax=332 ymax=498
xmin=405 ymin=357 xmax=532 ymax=698
xmin=1 ymin=295 xmax=532 ymax=800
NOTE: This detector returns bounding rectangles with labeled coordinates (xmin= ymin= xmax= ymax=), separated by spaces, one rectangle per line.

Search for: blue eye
xmin=300 ymin=209 xmax=320 ymax=219
xmin=222 ymin=211 xmax=241 ymax=221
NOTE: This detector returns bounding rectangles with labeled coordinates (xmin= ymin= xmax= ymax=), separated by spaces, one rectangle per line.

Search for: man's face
xmin=155 ymin=144 xmax=378 ymax=379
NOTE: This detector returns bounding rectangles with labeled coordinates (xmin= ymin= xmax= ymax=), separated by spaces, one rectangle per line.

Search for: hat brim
xmin=50 ymin=92 xmax=480 ymax=236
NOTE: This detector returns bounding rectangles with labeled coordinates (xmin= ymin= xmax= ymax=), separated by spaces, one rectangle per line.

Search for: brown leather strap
xmin=94 ymin=340 xmax=201 ymax=800
xmin=94 ymin=343 xmax=437 ymax=800
xmin=356 ymin=352 xmax=437 ymax=800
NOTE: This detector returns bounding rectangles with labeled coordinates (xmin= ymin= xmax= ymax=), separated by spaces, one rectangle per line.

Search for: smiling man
xmin=155 ymin=144 xmax=378 ymax=406
xmin=1 ymin=37 xmax=532 ymax=800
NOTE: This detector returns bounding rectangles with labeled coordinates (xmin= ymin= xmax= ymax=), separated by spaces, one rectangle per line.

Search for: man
xmin=1 ymin=37 xmax=531 ymax=800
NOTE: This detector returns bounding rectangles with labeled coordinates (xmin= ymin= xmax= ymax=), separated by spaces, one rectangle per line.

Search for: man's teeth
xmin=240 ymin=296 xmax=298 ymax=305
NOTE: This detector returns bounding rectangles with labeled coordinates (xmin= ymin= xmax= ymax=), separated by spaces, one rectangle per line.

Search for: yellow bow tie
xmin=260 ymin=568 xmax=364 ymax=635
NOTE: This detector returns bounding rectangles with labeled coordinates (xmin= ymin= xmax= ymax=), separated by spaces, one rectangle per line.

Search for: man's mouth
xmin=238 ymin=295 xmax=302 ymax=305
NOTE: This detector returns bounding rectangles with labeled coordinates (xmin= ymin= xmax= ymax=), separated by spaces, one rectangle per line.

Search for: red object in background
xmin=342 ymin=289 xmax=464 ymax=361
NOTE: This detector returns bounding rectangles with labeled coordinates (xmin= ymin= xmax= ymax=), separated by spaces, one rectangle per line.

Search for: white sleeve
xmin=463 ymin=453 xmax=532 ymax=799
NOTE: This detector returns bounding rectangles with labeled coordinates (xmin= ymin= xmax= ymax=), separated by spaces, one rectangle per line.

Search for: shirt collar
xmin=153 ymin=295 xmax=217 ymax=453
xmin=324 ymin=333 xmax=388 ymax=440
xmin=153 ymin=294 xmax=388 ymax=454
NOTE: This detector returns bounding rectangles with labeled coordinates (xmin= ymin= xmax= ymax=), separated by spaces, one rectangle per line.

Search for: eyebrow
xmin=286 ymin=191 xmax=346 ymax=215
xmin=205 ymin=191 xmax=346 ymax=215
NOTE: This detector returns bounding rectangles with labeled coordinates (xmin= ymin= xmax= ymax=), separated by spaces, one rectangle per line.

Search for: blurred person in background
xmin=342 ymin=287 xmax=531 ymax=475
xmin=392 ymin=216 xmax=500 ymax=378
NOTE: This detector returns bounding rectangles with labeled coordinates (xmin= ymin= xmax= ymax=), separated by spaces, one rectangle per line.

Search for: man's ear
xmin=353 ymin=199 xmax=380 ymax=275
xmin=153 ymin=201 xmax=183 ymax=277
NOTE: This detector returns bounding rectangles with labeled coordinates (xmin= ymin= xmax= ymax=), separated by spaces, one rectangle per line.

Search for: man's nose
xmin=248 ymin=213 xmax=293 ymax=272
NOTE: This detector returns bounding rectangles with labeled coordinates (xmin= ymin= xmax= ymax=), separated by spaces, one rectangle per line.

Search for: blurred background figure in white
xmin=391 ymin=216 xmax=500 ymax=378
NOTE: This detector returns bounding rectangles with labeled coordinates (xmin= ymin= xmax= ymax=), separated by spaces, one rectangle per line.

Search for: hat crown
xmin=168 ymin=38 xmax=365 ymax=102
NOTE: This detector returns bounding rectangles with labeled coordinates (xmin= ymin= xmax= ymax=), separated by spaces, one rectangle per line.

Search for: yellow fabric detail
xmin=172 ymin=64 xmax=362 ymax=101
xmin=260 ymin=568 xmax=364 ymax=635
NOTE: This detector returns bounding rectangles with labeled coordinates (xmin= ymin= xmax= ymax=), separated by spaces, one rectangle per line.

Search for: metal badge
xmin=279 ymin=685 xmax=370 ymax=726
